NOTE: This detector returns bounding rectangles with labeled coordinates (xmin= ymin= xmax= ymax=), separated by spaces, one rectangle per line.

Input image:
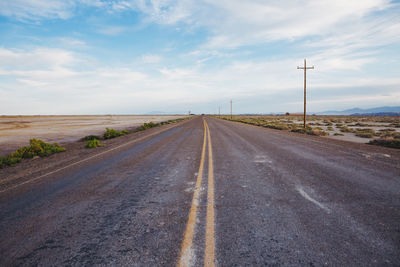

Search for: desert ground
xmin=0 ymin=115 xmax=187 ymax=156
xmin=218 ymin=115 xmax=400 ymax=144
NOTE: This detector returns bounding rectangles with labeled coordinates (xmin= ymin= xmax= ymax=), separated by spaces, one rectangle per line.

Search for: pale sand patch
xmin=0 ymin=115 xmax=186 ymax=155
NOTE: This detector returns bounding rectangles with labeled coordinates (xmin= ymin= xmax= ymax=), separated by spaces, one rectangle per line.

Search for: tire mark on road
xmin=296 ymin=186 xmax=330 ymax=213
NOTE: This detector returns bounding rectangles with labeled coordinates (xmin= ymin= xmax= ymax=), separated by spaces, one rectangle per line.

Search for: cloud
xmin=0 ymin=45 xmax=399 ymax=114
xmin=0 ymin=47 xmax=81 ymax=70
xmin=97 ymin=25 xmax=127 ymax=35
xmin=0 ymin=0 xmax=75 ymax=21
xmin=141 ymin=54 xmax=162 ymax=64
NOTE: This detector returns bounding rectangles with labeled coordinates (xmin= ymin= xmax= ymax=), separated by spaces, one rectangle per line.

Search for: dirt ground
xmin=0 ymin=115 xmax=187 ymax=156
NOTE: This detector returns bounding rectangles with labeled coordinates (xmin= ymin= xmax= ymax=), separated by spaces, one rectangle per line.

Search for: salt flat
xmin=0 ymin=115 xmax=186 ymax=155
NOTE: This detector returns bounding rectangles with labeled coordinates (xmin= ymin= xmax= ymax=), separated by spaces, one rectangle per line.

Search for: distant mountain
xmin=143 ymin=111 xmax=188 ymax=115
xmin=318 ymin=106 xmax=400 ymax=116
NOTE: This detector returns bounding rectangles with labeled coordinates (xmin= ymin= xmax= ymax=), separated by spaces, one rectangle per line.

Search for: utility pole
xmin=219 ymin=106 xmax=220 ymax=118
xmin=297 ymin=59 xmax=314 ymax=128
xmin=230 ymin=100 xmax=233 ymax=119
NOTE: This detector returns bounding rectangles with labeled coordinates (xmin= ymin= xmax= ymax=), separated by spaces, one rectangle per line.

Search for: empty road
xmin=0 ymin=116 xmax=399 ymax=266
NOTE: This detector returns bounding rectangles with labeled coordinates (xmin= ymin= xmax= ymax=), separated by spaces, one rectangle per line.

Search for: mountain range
xmin=318 ymin=106 xmax=400 ymax=115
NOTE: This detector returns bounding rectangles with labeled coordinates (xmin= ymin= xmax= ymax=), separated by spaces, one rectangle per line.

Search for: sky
xmin=0 ymin=0 xmax=399 ymax=115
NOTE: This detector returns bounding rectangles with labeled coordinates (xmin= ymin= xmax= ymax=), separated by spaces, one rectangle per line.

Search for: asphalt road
xmin=0 ymin=116 xmax=399 ymax=266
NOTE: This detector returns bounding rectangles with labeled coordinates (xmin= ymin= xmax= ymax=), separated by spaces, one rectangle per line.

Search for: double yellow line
xmin=178 ymin=118 xmax=216 ymax=267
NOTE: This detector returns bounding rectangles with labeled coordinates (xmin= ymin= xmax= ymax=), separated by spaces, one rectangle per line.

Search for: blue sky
xmin=0 ymin=0 xmax=399 ymax=115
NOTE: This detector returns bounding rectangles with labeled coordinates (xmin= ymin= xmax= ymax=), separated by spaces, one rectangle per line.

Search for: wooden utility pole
xmin=219 ymin=106 xmax=221 ymax=118
xmin=230 ymin=100 xmax=232 ymax=119
xmin=297 ymin=59 xmax=314 ymax=128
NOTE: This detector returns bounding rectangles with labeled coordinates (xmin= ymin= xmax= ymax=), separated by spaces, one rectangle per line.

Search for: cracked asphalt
xmin=0 ymin=116 xmax=399 ymax=266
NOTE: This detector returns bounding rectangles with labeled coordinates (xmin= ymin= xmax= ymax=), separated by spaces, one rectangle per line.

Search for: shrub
xmin=368 ymin=139 xmax=400 ymax=149
xmin=310 ymin=129 xmax=329 ymax=136
xmin=81 ymin=135 xmax=100 ymax=141
xmin=103 ymin=128 xmax=128 ymax=139
xmin=263 ymin=123 xmax=289 ymax=130
xmin=356 ymin=132 xmax=374 ymax=138
xmin=85 ymin=139 xmax=103 ymax=148
xmin=291 ymin=127 xmax=328 ymax=136
xmin=0 ymin=139 xmax=66 ymax=168
xmin=334 ymin=133 xmax=344 ymax=136
xmin=138 ymin=122 xmax=160 ymax=131
xmin=355 ymin=128 xmax=375 ymax=138
xmin=340 ymin=126 xmax=354 ymax=133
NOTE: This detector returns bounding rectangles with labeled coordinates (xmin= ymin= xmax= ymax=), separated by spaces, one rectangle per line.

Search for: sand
xmin=0 ymin=115 xmax=187 ymax=156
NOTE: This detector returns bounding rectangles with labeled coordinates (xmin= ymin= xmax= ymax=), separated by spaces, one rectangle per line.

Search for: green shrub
xmin=85 ymin=139 xmax=103 ymax=148
xmin=81 ymin=135 xmax=100 ymax=141
xmin=103 ymin=128 xmax=128 ymax=139
xmin=0 ymin=139 xmax=66 ymax=168
xmin=334 ymin=133 xmax=344 ymax=136
xmin=138 ymin=122 xmax=160 ymax=131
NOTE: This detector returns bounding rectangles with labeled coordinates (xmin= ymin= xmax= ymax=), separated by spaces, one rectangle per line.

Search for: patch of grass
xmin=85 ymin=139 xmax=103 ymax=148
xmin=368 ymin=139 xmax=400 ymax=149
xmin=0 ymin=139 xmax=66 ymax=168
xmin=103 ymin=128 xmax=128 ymax=139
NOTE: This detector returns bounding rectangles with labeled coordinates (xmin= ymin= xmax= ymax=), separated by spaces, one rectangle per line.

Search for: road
xmin=0 ymin=116 xmax=399 ymax=266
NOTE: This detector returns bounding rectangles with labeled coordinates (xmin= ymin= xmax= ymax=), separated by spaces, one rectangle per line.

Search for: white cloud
xmin=97 ymin=25 xmax=128 ymax=35
xmin=141 ymin=54 xmax=162 ymax=64
xmin=0 ymin=47 xmax=81 ymax=70
xmin=0 ymin=0 xmax=75 ymax=21
xmin=0 ymin=45 xmax=399 ymax=114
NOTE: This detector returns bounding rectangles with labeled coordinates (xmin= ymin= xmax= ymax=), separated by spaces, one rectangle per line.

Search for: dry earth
xmin=0 ymin=115 xmax=187 ymax=156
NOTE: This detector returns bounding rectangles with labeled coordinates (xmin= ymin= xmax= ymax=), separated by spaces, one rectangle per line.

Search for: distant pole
xmin=219 ymin=107 xmax=221 ymax=118
xmin=230 ymin=100 xmax=233 ymax=119
xmin=297 ymin=59 xmax=314 ymax=128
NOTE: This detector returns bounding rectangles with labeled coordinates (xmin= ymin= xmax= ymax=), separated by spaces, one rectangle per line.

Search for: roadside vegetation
xmin=81 ymin=117 xmax=188 ymax=149
xmin=217 ymin=115 xmax=400 ymax=149
xmin=0 ymin=117 xmax=190 ymax=169
xmin=219 ymin=116 xmax=330 ymax=136
xmin=103 ymin=128 xmax=128 ymax=139
xmin=85 ymin=139 xmax=103 ymax=148
xmin=0 ymin=139 xmax=66 ymax=168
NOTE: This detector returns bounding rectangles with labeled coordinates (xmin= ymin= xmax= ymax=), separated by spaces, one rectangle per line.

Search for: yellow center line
xmin=204 ymin=120 xmax=216 ymax=267
xmin=178 ymin=119 xmax=207 ymax=267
